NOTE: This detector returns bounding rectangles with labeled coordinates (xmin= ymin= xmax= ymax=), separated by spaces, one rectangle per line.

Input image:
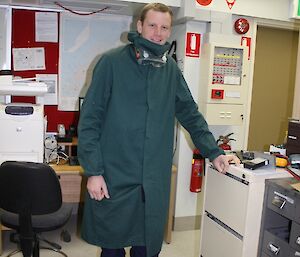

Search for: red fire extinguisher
xmin=217 ymin=133 xmax=236 ymax=151
xmin=190 ymin=149 xmax=204 ymax=193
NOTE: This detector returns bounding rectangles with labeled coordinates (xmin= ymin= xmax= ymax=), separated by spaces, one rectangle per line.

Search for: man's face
xmin=137 ymin=9 xmax=172 ymax=45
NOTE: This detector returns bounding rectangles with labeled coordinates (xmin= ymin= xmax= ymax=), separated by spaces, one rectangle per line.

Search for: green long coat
xmin=78 ymin=32 xmax=223 ymax=256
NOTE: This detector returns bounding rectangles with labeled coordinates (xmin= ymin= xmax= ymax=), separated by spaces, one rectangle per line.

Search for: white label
xmin=225 ymin=91 xmax=241 ymax=98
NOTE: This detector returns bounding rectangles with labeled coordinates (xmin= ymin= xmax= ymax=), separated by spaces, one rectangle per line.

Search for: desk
xmin=52 ymin=164 xmax=84 ymax=203
xmin=0 ymin=164 xmax=177 ymax=254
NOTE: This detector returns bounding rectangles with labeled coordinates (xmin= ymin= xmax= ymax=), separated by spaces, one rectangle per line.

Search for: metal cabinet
xmin=258 ymin=178 xmax=300 ymax=257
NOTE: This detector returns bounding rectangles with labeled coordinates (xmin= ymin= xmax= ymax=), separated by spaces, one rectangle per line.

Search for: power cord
xmin=44 ymin=136 xmax=69 ymax=164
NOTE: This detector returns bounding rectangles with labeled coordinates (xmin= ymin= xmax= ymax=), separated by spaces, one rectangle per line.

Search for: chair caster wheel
xmin=61 ymin=229 xmax=71 ymax=242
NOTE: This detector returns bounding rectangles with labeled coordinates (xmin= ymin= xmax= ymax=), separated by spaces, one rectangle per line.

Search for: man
xmin=78 ymin=3 xmax=239 ymax=257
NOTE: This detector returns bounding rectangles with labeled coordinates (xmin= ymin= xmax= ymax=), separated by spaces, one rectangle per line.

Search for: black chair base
xmin=6 ymin=231 xmax=70 ymax=257
xmin=5 ymin=246 xmax=68 ymax=257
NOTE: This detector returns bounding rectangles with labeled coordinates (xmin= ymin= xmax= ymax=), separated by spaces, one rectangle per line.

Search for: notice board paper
xmin=13 ymin=47 xmax=45 ymax=71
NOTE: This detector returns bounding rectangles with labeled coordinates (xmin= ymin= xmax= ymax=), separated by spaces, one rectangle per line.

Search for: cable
xmin=54 ymin=1 xmax=109 ymax=16
xmin=168 ymin=40 xmax=177 ymax=63
xmin=44 ymin=136 xmax=69 ymax=164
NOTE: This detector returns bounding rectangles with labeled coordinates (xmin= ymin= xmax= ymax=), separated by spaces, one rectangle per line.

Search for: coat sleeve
xmin=175 ymin=72 xmax=224 ymax=161
xmin=77 ymin=55 xmax=112 ymax=176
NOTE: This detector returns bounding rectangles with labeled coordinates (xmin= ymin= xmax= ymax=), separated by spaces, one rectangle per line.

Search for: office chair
xmin=0 ymin=161 xmax=72 ymax=257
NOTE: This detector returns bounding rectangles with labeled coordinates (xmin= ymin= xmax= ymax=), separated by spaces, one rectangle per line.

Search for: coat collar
xmin=128 ymin=32 xmax=170 ymax=67
xmin=128 ymin=31 xmax=170 ymax=56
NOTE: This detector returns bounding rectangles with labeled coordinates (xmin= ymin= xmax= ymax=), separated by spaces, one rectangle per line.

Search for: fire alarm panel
xmin=200 ymin=44 xmax=247 ymax=105
xmin=212 ymin=47 xmax=243 ymax=87
xmin=199 ymin=42 xmax=248 ymax=125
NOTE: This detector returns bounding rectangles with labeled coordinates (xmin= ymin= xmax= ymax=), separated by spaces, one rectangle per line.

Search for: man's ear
xmin=137 ymin=20 xmax=142 ymax=34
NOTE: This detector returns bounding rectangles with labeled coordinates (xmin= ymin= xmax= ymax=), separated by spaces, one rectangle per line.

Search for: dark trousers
xmin=101 ymin=246 xmax=160 ymax=257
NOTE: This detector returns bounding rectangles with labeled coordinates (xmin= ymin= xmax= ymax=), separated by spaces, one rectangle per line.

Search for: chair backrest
xmin=0 ymin=161 xmax=62 ymax=215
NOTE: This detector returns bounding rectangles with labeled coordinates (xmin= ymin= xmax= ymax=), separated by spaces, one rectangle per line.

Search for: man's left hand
xmin=212 ymin=154 xmax=240 ymax=174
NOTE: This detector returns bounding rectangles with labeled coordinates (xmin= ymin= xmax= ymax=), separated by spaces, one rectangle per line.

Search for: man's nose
xmin=154 ymin=27 xmax=162 ymax=35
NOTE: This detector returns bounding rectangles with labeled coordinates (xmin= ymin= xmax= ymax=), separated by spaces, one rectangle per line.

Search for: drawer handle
xmin=288 ymin=135 xmax=297 ymax=140
xmin=296 ymin=236 xmax=300 ymax=245
xmin=268 ymin=243 xmax=280 ymax=255
xmin=272 ymin=195 xmax=286 ymax=209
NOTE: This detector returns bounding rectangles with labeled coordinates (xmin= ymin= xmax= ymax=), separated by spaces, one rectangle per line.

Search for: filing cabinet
xmin=258 ymin=177 xmax=300 ymax=257
xmin=199 ymin=165 xmax=290 ymax=257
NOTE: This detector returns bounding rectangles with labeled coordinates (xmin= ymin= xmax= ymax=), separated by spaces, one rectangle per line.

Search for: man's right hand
xmin=87 ymin=175 xmax=110 ymax=201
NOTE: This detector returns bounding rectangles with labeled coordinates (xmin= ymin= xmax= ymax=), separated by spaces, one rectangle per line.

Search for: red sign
xmin=196 ymin=0 xmax=213 ymax=6
xmin=241 ymin=36 xmax=251 ymax=60
xmin=185 ymin=33 xmax=201 ymax=58
xmin=226 ymin=0 xmax=236 ymax=9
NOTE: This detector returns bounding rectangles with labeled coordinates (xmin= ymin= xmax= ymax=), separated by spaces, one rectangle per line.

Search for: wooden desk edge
xmin=50 ymin=164 xmax=83 ymax=174
xmin=51 ymin=164 xmax=176 ymax=175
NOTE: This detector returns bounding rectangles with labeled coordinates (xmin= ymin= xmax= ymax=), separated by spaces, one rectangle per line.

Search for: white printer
xmin=0 ymin=103 xmax=44 ymax=164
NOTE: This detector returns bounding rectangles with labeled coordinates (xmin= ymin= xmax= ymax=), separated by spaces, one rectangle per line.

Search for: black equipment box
xmin=286 ymin=121 xmax=300 ymax=156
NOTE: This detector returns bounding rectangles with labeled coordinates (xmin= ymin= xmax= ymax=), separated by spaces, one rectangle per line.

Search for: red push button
xmin=211 ymin=89 xmax=224 ymax=99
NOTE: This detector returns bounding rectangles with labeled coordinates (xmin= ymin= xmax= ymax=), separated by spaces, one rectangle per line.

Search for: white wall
xmin=0 ymin=6 xmax=11 ymax=103
xmin=172 ymin=21 xmax=208 ymax=219
xmin=0 ymin=7 xmax=11 ymax=70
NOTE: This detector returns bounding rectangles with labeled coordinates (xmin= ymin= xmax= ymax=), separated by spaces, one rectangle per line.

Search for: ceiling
xmin=0 ymin=0 xmax=181 ymax=16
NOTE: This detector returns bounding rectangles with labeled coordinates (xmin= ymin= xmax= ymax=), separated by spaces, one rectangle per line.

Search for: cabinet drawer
xmin=289 ymin=249 xmax=300 ymax=257
xmin=262 ymin=230 xmax=290 ymax=257
xmin=296 ymin=198 xmax=300 ymax=224
xmin=290 ymin=222 xmax=300 ymax=251
xmin=200 ymin=214 xmax=243 ymax=257
xmin=59 ymin=174 xmax=82 ymax=203
xmin=266 ymin=185 xmax=296 ymax=220
xmin=205 ymin=167 xmax=249 ymax=236
xmin=261 ymin=253 xmax=271 ymax=257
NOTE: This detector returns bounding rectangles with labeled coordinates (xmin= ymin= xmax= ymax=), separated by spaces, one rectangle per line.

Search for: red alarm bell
xmin=196 ymin=0 xmax=213 ymax=6
xmin=234 ymin=18 xmax=250 ymax=34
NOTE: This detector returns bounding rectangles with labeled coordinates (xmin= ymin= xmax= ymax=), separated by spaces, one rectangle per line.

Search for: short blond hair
xmin=139 ymin=3 xmax=173 ymax=24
